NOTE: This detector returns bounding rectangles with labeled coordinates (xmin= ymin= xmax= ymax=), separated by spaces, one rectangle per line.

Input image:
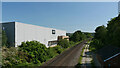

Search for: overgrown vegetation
xmin=75 ymin=46 xmax=85 ymax=68
xmin=90 ymin=14 xmax=120 ymax=52
xmin=69 ymin=30 xmax=92 ymax=42
xmin=58 ymin=39 xmax=70 ymax=48
xmin=79 ymin=47 xmax=85 ymax=64
xmin=2 ymin=41 xmax=66 ymax=67
xmin=2 ymin=30 xmax=92 ymax=67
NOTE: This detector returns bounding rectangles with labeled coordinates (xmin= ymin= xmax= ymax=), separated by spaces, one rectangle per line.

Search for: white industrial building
xmin=2 ymin=22 xmax=66 ymax=47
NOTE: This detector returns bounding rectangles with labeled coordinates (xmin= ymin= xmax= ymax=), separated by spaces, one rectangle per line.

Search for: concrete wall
xmin=15 ymin=22 xmax=66 ymax=47
xmin=2 ymin=22 xmax=15 ymax=47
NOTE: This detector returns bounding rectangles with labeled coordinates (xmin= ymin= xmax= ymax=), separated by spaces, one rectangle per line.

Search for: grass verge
xmin=75 ymin=45 xmax=85 ymax=68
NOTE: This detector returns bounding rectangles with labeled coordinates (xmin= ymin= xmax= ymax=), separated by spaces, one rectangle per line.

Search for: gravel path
xmin=81 ymin=44 xmax=92 ymax=68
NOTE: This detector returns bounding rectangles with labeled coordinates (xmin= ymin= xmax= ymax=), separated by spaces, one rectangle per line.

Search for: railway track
xmin=41 ymin=40 xmax=87 ymax=68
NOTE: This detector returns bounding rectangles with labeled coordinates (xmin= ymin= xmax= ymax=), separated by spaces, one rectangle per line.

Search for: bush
xmin=89 ymin=39 xmax=104 ymax=52
xmin=2 ymin=41 xmax=50 ymax=67
xmin=69 ymin=41 xmax=75 ymax=46
xmin=47 ymin=48 xmax=55 ymax=58
xmin=54 ymin=46 xmax=64 ymax=54
xmin=19 ymin=41 xmax=49 ymax=63
xmin=2 ymin=40 xmax=74 ymax=67
xmin=2 ymin=47 xmax=19 ymax=66
xmin=58 ymin=39 xmax=70 ymax=48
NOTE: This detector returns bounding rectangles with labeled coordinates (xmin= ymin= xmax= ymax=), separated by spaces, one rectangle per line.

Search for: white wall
xmin=15 ymin=22 xmax=66 ymax=47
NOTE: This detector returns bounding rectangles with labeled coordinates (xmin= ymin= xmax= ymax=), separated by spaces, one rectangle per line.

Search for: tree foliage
xmin=19 ymin=41 xmax=51 ymax=63
xmin=90 ymin=14 xmax=120 ymax=51
xmin=58 ymin=39 xmax=70 ymax=48
xmin=94 ymin=25 xmax=107 ymax=44
xmin=70 ymin=30 xmax=86 ymax=42
xmin=84 ymin=33 xmax=93 ymax=38
xmin=106 ymin=15 xmax=120 ymax=47
xmin=2 ymin=40 xmax=68 ymax=67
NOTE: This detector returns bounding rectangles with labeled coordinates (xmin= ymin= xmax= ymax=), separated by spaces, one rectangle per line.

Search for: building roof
xmin=2 ymin=22 xmax=66 ymax=32
xmin=96 ymin=45 xmax=120 ymax=62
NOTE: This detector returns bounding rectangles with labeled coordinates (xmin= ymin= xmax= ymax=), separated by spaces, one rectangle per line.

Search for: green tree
xmin=58 ymin=39 xmax=70 ymax=48
xmin=19 ymin=41 xmax=49 ymax=64
xmin=90 ymin=26 xmax=107 ymax=51
xmin=94 ymin=25 xmax=107 ymax=44
xmin=84 ymin=33 xmax=93 ymax=38
xmin=70 ymin=30 xmax=85 ymax=42
xmin=90 ymin=39 xmax=104 ymax=51
xmin=106 ymin=15 xmax=120 ymax=47
xmin=90 ymin=14 xmax=120 ymax=51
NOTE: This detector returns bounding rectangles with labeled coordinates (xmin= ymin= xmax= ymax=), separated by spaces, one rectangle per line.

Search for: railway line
xmin=41 ymin=40 xmax=87 ymax=68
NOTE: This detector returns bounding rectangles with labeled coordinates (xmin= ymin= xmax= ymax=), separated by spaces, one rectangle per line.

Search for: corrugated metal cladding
xmin=2 ymin=22 xmax=66 ymax=47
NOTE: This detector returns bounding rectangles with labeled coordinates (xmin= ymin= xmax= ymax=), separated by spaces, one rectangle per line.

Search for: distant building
xmin=95 ymin=46 xmax=120 ymax=68
xmin=2 ymin=22 xmax=67 ymax=47
xmin=58 ymin=36 xmax=69 ymax=41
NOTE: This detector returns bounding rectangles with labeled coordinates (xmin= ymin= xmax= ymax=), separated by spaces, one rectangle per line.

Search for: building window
xmin=52 ymin=30 xmax=55 ymax=34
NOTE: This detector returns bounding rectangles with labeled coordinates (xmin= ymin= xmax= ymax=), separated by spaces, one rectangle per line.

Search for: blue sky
xmin=2 ymin=2 xmax=118 ymax=33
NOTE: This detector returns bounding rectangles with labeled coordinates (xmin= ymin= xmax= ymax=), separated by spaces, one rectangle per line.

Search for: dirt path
xmin=41 ymin=41 xmax=87 ymax=68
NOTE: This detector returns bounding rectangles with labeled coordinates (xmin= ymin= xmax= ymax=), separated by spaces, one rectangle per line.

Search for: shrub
xmin=2 ymin=40 xmax=72 ymax=67
xmin=53 ymin=46 xmax=64 ymax=54
xmin=58 ymin=39 xmax=70 ymax=48
xmin=89 ymin=39 xmax=104 ymax=52
xmin=69 ymin=41 xmax=75 ymax=46
xmin=19 ymin=41 xmax=49 ymax=63
xmin=2 ymin=47 xmax=19 ymax=66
